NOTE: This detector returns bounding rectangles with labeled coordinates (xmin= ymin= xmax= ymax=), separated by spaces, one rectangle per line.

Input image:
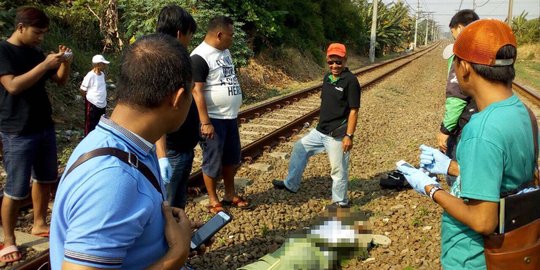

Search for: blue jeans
xmin=166 ymin=149 xmax=194 ymax=209
xmin=0 ymin=127 xmax=58 ymax=200
xmin=284 ymin=129 xmax=350 ymax=204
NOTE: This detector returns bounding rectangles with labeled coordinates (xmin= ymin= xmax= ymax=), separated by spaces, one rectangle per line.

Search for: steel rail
xmin=512 ymin=81 xmax=540 ymax=106
xmin=187 ymin=42 xmax=441 ymax=188
xmin=238 ymin=44 xmax=437 ymax=123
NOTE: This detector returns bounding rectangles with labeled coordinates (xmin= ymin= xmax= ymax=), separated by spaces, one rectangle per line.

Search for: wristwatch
xmin=345 ymin=133 xmax=354 ymax=139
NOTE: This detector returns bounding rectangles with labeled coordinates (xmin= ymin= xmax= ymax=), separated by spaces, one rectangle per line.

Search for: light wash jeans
xmin=284 ymin=129 xmax=350 ymax=204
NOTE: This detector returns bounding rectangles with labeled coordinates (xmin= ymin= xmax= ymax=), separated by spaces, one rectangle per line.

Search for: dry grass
xmin=517 ymin=43 xmax=540 ymax=61
xmin=515 ymin=43 xmax=540 ymax=90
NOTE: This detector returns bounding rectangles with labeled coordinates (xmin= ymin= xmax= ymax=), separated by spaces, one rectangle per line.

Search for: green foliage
xmin=0 ymin=2 xmax=16 ymax=40
xmin=370 ymin=1 xmax=414 ymax=55
xmin=118 ymin=0 xmax=252 ymax=67
xmin=1 ymin=0 xmax=419 ymax=65
xmin=44 ymin=1 xmax=103 ymax=52
xmin=512 ymin=12 xmax=540 ymax=45
xmin=321 ymin=0 xmax=369 ymax=54
xmin=118 ymin=0 xmax=176 ymax=40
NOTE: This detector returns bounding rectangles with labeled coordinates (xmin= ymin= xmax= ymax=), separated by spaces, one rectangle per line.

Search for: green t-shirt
xmin=441 ymin=95 xmax=535 ymax=269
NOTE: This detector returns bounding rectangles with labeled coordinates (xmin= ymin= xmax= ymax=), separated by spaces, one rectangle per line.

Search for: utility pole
xmin=423 ymin=12 xmax=434 ymax=45
xmin=424 ymin=15 xmax=429 ymax=46
xmin=369 ymin=0 xmax=378 ymax=63
xmin=413 ymin=0 xmax=419 ymax=49
xmin=473 ymin=0 xmax=476 ymax=10
xmin=507 ymin=0 xmax=514 ymax=26
xmin=431 ymin=19 xmax=435 ymax=41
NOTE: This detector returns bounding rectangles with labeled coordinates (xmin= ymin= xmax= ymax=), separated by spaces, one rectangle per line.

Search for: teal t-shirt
xmin=441 ymin=94 xmax=535 ymax=270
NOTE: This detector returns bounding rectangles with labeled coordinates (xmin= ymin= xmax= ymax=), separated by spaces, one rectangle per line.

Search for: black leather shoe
xmin=272 ymin=180 xmax=296 ymax=193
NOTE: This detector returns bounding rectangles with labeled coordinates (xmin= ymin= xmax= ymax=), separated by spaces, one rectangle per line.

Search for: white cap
xmin=92 ymin=54 xmax=110 ymax=64
xmin=442 ymin=44 xmax=454 ymax=60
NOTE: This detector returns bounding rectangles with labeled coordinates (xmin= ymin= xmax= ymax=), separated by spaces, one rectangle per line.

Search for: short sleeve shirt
xmin=0 ymin=40 xmax=55 ymax=134
xmin=441 ymin=95 xmax=535 ymax=269
xmin=191 ymin=42 xmax=242 ymax=119
xmin=50 ymin=117 xmax=167 ymax=269
xmin=317 ymin=68 xmax=361 ymax=134
xmin=80 ymin=71 xmax=107 ymax=108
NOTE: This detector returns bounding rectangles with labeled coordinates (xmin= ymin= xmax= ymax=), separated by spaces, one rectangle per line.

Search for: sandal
xmin=0 ymin=244 xmax=21 ymax=263
xmin=207 ymin=202 xmax=225 ymax=214
xmin=221 ymin=196 xmax=253 ymax=210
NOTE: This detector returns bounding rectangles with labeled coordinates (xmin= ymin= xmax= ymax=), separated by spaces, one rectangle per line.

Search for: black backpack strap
xmin=63 ymin=147 xmax=163 ymax=199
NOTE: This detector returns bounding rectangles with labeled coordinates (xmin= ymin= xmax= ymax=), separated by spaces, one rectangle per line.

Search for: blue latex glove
xmin=158 ymin=157 xmax=172 ymax=184
xmin=397 ymin=164 xmax=439 ymax=195
xmin=419 ymin=144 xmax=451 ymax=175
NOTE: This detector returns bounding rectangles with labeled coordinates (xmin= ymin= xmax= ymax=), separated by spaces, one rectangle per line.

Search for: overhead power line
xmin=477 ymin=0 xmax=490 ymax=8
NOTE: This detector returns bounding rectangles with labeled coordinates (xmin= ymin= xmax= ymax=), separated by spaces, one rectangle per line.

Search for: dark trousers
xmin=84 ymin=100 xmax=106 ymax=136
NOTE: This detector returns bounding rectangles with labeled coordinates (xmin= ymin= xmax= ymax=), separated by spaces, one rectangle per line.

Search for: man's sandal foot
xmin=0 ymin=245 xmax=21 ymax=263
xmin=207 ymin=202 xmax=225 ymax=214
xmin=221 ymin=196 xmax=253 ymax=210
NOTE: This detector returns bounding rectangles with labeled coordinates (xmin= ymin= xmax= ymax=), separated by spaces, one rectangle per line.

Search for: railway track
xmin=11 ymin=41 xmax=444 ymax=270
xmin=186 ymin=42 xmax=441 ymax=189
xmin=512 ymin=81 xmax=540 ymax=108
xmin=11 ymin=43 xmax=540 ymax=269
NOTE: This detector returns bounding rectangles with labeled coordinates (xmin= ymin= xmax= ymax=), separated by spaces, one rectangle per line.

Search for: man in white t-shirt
xmin=191 ymin=16 xmax=249 ymax=214
xmin=80 ymin=54 xmax=109 ymax=135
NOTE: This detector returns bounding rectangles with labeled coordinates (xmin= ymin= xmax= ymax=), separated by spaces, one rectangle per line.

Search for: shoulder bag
xmin=483 ymin=106 xmax=540 ymax=270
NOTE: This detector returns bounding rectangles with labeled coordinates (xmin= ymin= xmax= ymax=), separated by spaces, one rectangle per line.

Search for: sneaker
xmin=272 ymin=179 xmax=296 ymax=193
xmin=325 ymin=202 xmax=351 ymax=210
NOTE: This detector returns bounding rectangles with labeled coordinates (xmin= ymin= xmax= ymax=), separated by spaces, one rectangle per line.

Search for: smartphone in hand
xmin=191 ymin=211 xmax=232 ymax=250
xmin=396 ymin=160 xmax=429 ymax=173
xmin=396 ymin=160 xmax=415 ymax=169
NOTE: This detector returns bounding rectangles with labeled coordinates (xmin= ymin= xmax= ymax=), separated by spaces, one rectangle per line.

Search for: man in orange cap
xmin=397 ymin=19 xmax=536 ymax=269
xmin=273 ymin=43 xmax=361 ymax=208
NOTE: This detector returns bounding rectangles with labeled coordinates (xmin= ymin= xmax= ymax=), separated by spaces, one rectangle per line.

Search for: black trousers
xmin=84 ymin=100 xmax=106 ymax=136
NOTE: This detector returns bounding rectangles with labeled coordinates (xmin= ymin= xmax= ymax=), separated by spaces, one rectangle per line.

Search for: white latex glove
xmin=397 ymin=164 xmax=439 ymax=196
xmin=158 ymin=157 xmax=172 ymax=184
xmin=419 ymin=144 xmax=451 ymax=175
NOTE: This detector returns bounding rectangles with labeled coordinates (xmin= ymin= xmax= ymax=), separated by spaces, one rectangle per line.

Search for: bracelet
xmin=428 ymin=185 xmax=443 ymax=201
xmin=201 ymin=123 xmax=212 ymax=126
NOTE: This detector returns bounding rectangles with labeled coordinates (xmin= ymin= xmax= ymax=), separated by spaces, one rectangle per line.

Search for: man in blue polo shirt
xmin=50 ymin=34 xmax=193 ymax=269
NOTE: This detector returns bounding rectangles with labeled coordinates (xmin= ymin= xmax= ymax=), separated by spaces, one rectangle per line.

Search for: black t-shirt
xmin=317 ymin=68 xmax=361 ymax=134
xmin=165 ymin=54 xmax=202 ymax=151
xmin=0 ymin=40 xmax=55 ymax=135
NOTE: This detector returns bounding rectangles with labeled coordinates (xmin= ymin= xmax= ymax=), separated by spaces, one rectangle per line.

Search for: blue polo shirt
xmin=50 ymin=117 xmax=167 ymax=269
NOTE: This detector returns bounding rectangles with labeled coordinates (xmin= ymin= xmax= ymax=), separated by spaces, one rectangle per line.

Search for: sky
xmin=382 ymin=0 xmax=540 ymax=32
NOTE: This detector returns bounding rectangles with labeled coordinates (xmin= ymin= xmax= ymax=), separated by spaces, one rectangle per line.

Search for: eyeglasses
xmin=327 ymin=60 xmax=343 ymax=65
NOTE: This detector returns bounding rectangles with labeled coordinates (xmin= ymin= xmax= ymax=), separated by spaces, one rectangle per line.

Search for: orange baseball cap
xmin=327 ymin=43 xmax=346 ymax=57
xmin=453 ymin=19 xmax=516 ymax=66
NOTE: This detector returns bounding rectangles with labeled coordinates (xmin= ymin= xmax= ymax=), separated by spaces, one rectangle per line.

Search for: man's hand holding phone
xmin=190 ymin=211 xmax=232 ymax=251
xmin=396 ymin=160 xmax=439 ymax=196
xmin=162 ymin=202 xmax=192 ymax=263
xmin=188 ymin=221 xmax=214 ymax=257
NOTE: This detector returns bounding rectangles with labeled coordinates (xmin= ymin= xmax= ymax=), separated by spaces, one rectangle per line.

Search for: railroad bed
xmin=4 ymin=42 xmax=540 ymax=269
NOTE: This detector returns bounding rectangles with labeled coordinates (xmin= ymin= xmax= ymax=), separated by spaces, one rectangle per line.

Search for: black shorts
xmin=200 ymin=118 xmax=241 ymax=178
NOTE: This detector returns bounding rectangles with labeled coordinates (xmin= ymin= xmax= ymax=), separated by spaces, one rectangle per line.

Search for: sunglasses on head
xmin=327 ymin=60 xmax=343 ymax=65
